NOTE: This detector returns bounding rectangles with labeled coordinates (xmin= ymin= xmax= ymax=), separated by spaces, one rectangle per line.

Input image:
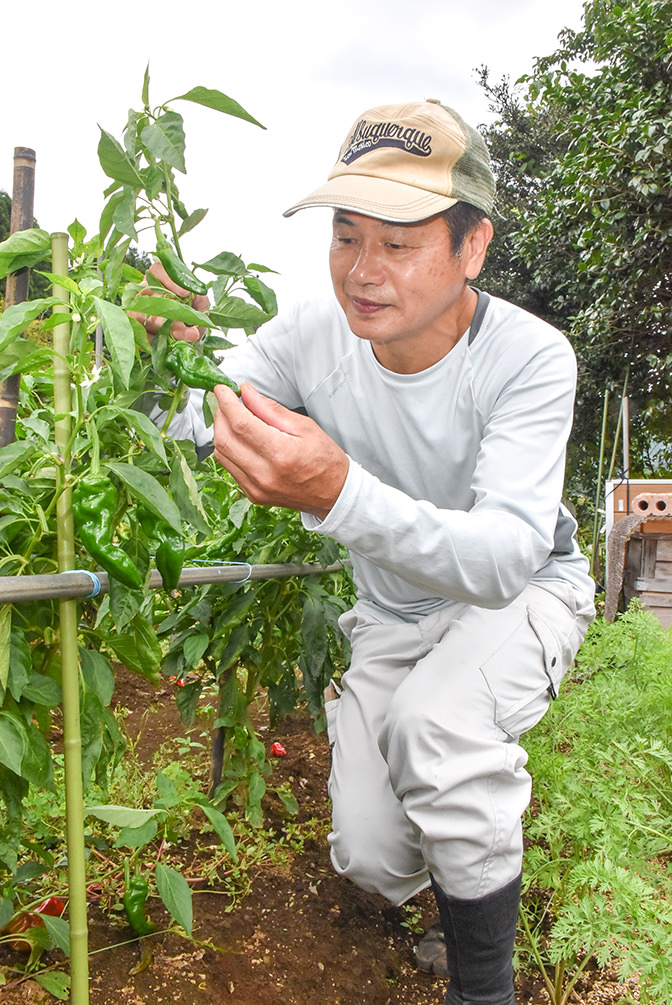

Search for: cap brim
xmin=283 ymin=174 xmax=458 ymax=222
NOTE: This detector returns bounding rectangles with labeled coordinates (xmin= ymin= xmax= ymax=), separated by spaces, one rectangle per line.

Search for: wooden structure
xmin=605 ymin=479 xmax=672 ymax=626
xmin=623 ymin=532 xmax=672 ymax=626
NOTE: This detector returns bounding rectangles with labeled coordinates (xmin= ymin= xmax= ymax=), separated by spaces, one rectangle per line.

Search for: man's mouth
xmin=351 ymin=297 xmax=388 ymax=314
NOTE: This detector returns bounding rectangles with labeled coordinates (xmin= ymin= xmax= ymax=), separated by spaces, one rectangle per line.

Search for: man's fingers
xmin=238 ymin=382 xmax=299 ymax=435
xmin=147 ymin=262 xmax=210 ymax=313
xmin=213 ymin=383 xmax=298 ymax=444
xmin=132 ymin=263 xmax=209 ymax=342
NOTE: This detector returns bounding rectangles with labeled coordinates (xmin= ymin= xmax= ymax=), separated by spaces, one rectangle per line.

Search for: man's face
xmin=329 ymin=211 xmax=488 ymax=374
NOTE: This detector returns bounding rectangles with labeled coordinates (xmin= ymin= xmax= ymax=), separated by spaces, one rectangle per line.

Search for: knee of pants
xmin=328 ymin=828 xmax=428 ymax=905
xmin=328 ymin=794 xmax=428 ymax=904
xmin=378 ymin=674 xmax=505 ymax=802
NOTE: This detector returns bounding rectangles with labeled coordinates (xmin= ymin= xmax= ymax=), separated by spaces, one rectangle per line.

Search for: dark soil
xmin=0 ymin=669 xmax=634 ymax=1004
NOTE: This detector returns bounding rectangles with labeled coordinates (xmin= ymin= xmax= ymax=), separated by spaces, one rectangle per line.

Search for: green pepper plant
xmin=0 ymin=68 xmax=354 ymax=978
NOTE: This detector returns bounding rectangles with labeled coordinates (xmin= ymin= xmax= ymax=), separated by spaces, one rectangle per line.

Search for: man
xmin=155 ymin=100 xmax=595 ymax=1005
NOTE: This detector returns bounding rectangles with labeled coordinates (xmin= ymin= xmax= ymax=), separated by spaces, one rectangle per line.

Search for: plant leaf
xmin=155 ymin=863 xmax=193 ymax=936
xmin=105 ymin=462 xmax=182 ymax=532
xmin=196 ymin=251 xmax=246 ymax=276
xmin=242 ymin=276 xmax=277 ymax=315
xmin=0 ymin=298 xmax=56 ymax=353
xmin=98 ymin=128 xmax=143 ymax=188
xmin=127 ymin=295 xmax=214 ymax=328
xmin=113 ymin=406 xmax=168 ymax=466
xmin=39 ymin=914 xmax=70 ymax=956
xmin=0 ymin=606 xmax=10 ymax=693
xmin=0 ymin=228 xmax=51 ymax=280
xmin=201 ymin=804 xmax=237 ymax=861
xmin=142 ymin=64 xmax=150 ymax=106
xmin=86 ymin=804 xmax=160 ymax=828
xmin=209 ymin=297 xmax=271 ymax=329
xmin=169 ymin=446 xmax=210 ymax=535
xmin=183 ymin=633 xmax=209 ymax=667
xmin=111 ymin=188 xmax=139 ymax=241
xmin=171 ymin=87 xmax=265 ymax=129
xmin=0 ymin=716 xmax=25 ymax=775
xmin=0 ymin=897 xmax=13 ymax=929
xmin=6 ymin=627 xmax=31 ymax=703
xmin=141 ymin=111 xmax=187 ymax=173
xmin=35 ymin=970 xmax=70 ymax=1000
xmin=178 ymin=207 xmax=208 ymax=238
xmin=114 ymin=818 xmax=158 ymax=849
xmin=93 ymin=297 xmax=136 ymax=388
xmin=104 ymin=613 xmax=162 ymax=681
xmin=21 ymin=672 xmax=62 ymax=707
xmin=0 ymin=440 xmax=37 ymax=482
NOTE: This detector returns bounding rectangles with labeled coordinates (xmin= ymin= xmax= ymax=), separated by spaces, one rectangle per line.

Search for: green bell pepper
xmin=123 ymin=874 xmax=156 ymax=937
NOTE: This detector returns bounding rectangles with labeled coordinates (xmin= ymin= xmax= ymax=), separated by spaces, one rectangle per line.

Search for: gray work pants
xmin=325 ymin=581 xmax=595 ymax=904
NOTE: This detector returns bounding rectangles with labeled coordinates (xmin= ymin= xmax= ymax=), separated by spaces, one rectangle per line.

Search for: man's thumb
xmin=239 ymin=382 xmax=298 ymax=435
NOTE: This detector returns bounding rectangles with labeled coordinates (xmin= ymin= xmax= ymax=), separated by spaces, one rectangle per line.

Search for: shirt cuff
xmin=301 ymin=456 xmax=361 ymax=535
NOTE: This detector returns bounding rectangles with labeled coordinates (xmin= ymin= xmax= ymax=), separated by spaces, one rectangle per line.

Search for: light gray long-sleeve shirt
xmin=167 ymin=291 xmax=594 ymax=622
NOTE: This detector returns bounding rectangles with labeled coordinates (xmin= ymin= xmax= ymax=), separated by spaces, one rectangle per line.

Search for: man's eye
xmin=386 ymin=243 xmax=405 ymax=250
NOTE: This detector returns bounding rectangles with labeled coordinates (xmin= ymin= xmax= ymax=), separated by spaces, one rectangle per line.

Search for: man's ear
xmin=464 ymin=218 xmax=494 ymax=281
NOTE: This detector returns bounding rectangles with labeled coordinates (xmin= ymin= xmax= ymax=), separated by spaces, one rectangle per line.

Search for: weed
xmin=400 ymin=902 xmax=425 ymax=936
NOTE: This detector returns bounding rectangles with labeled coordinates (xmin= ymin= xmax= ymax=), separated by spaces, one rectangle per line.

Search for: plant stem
xmin=519 ymin=905 xmax=557 ymax=1002
xmin=590 ymin=388 xmax=609 ymax=580
xmin=160 ymin=380 xmax=186 ymax=436
xmin=52 ymin=232 xmax=89 ymax=1005
xmin=161 ymin=163 xmax=183 ymax=259
xmin=559 ymin=950 xmax=598 ymax=1005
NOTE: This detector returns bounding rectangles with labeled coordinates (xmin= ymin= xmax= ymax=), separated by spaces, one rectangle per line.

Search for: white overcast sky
xmin=3 ymin=0 xmax=585 ymax=309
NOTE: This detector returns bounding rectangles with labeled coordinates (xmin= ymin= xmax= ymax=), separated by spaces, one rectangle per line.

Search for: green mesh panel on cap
xmin=441 ymin=104 xmax=495 ymax=215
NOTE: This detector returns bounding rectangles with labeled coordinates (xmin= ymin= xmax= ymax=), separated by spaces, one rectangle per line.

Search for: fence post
xmin=0 ymin=147 xmax=36 ymax=447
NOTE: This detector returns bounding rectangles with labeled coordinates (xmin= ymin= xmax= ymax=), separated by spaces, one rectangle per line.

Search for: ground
xmin=0 ymin=668 xmax=635 ymax=1005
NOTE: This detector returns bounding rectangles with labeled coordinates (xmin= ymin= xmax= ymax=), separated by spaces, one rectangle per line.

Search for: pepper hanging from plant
xmin=123 ymin=867 xmax=156 ymax=938
xmin=72 ymin=475 xmax=144 ymax=590
xmin=165 ymin=339 xmax=240 ymax=394
xmin=137 ymin=504 xmax=185 ymax=591
xmin=155 ymin=235 xmax=208 ymax=296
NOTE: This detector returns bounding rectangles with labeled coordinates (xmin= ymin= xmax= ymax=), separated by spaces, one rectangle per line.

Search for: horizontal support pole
xmin=0 ymin=561 xmax=350 ymax=605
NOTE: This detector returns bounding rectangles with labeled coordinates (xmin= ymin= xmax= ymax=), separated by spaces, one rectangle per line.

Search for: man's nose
xmin=349 ymin=243 xmax=384 ymax=285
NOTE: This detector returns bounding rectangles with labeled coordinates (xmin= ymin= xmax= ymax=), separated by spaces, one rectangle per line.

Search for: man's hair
xmin=440 ymin=202 xmax=488 ymax=258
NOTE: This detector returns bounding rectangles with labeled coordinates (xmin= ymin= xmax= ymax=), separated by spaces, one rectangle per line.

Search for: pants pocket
xmin=479 ymin=590 xmax=580 ymax=741
xmin=325 ymin=696 xmax=340 ymax=749
xmin=526 ymin=607 xmax=565 ymax=700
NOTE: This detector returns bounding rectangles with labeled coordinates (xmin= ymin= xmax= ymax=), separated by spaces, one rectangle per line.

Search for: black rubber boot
xmin=429 ymin=872 xmax=521 ymax=1005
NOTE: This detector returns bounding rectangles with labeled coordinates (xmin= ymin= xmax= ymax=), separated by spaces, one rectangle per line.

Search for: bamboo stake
xmin=52 ymin=232 xmax=89 ymax=1004
xmin=622 ymin=396 xmax=630 ymax=480
xmin=0 ymin=148 xmax=36 ymax=447
xmin=590 ymin=389 xmax=610 ymax=582
xmin=607 ymin=371 xmax=629 ymax=482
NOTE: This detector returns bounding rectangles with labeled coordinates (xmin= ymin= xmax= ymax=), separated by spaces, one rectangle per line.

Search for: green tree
xmin=479 ymin=0 xmax=672 ymax=504
xmin=477 ymin=70 xmax=573 ymax=326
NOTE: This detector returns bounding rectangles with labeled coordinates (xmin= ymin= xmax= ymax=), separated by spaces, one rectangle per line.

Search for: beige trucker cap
xmin=284 ymin=100 xmax=495 ymax=222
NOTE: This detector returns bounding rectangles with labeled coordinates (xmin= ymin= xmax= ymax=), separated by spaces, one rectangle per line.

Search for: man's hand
xmin=129 ymin=261 xmax=210 ymax=342
xmin=213 ymin=382 xmax=349 ymax=520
